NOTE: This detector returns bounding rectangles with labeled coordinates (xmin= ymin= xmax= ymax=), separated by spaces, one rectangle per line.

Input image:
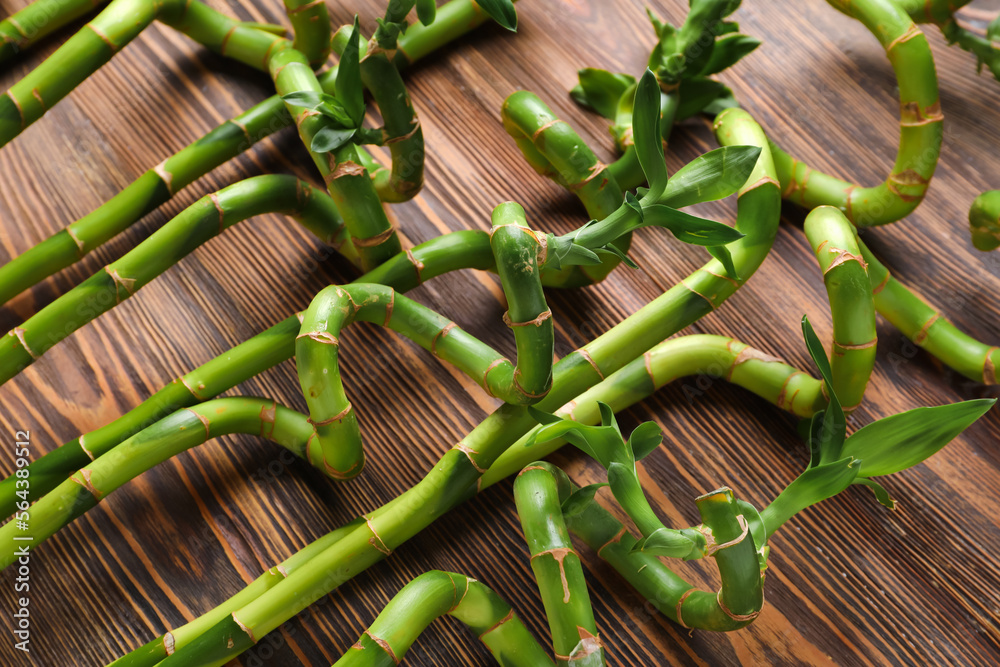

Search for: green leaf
xmin=629 ymin=422 xmax=663 ymax=461
xmin=702 ymin=86 xmax=739 ymax=116
xmin=708 ymin=245 xmax=739 ymax=280
xmin=597 ymin=401 xmax=621 ymax=434
xmin=561 ymin=483 xmax=607 ymax=520
xmin=698 ymin=34 xmax=761 ymax=76
xmin=310 ymin=125 xmax=356 ymax=153
xmin=841 ymin=399 xmax=995 ymax=477
xmin=281 ymin=91 xmax=326 ymax=109
xmin=632 ymin=526 xmax=703 ymax=559
xmin=854 ymin=478 xmax=896 ymax=510
xmin=415 ymin=0 xmax=436 ymax=25
xmin=624 ymin=191 xmax=644 ymax=219
xmin=527 ymin=406 xmax=563 ymax=426
xmin=336 ymin=16 xmax=365 ymax=127
xmin=718 ymin=21 xmax=740 ymax=35
xmin=801 ymin=315 xmax=845 ymax=463
xmin=642 ymin=204 xmax=744 ymax=246
xmin=762 ymin=457 xmax=860 ymax=531
xmin=477 ymin=0 xmax=517 ymax=31
xmin=659 ymin=145 xmax=762 ymax=209
xmin=676 ymin=77 xmax=729 ymax=121
xmin=317 ymin=98 xmax=354 ymax=128
xmin=571 ymin=69 xmax=636 ymax=120
xmin=736 ymin=499 xmax=769 ymax=571
xmin=987 ymin=14 xmax=1000 ymax=43
xmin=596 ymin=245 xmax=638 ymax=270
xmin=633 ymin=69 xmax=668 ymax=199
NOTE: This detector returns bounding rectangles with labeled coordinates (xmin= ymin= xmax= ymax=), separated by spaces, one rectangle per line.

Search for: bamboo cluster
xmin=0 ymin=0 xmax=997 ymax=664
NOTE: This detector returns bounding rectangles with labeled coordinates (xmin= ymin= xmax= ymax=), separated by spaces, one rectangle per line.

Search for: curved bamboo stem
xmin=0 ymin=397 xmax=320 ymax=568
xmin=332 ymin=571 xmax=553 ymax=667
xmin=0 ymin=0 xmax=492 ymax=309
xmin=0 ymin=175 xmax=348 ymax=386
xmin=803 ymin=207 xmax=877 ymax=410
xmin=770 ymin=0 xmax=943 ymax=226
xmin=970 ymin=190 xmax=1000 ymax=251
xmin=283 ymin=0 xmax=329 ymax=67
xmin=858 ymin=237 xmax=1000 ymax=384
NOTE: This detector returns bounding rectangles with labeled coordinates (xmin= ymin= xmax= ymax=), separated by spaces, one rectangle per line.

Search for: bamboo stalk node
xmin=823 ymin=247 xmax=868 ymax=273
xmin=728 ymin=347 xmax=784 ymax=381
xmin=716 ymin=588 xmax=762 ymax=622
xmin=502 ymin=309 xmax=552 ymax=327
xmin=675 ymin=587 xmax=699 ymax=629
xmin=11 ymin=327 xmax=38 ymax=359
xmin=231 ymin=611 xmax=256 ymax=642
xmin=104 ymin=266 xmax=136 ymax=303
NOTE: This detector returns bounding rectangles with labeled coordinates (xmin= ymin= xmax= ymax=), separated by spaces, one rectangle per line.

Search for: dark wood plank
xmin=1 ymin=0 xmax=999 ymax=664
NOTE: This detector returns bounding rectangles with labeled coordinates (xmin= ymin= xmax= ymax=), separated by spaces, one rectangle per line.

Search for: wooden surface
xmin=2 ymin=0 xmax=1000 ymax=664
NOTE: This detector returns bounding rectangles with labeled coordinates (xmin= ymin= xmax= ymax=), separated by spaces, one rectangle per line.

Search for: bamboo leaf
xmin=596 ymin=245 xmax=639 ymax=270
xmin=476 ymin=0 xmax=518 ymax=31
xmin=675 ymin=78 xmax=729 ymax=120
xmin=281 ymin=91 xmax=327 ymax=109
xmin=841 ymin=399 xmax=996 ymax=477
xmin=561 ymin=483 xmax=607 ymax=520
xmin=643 ymin=204 xmax=744 ymax=246
xmin=632 ymin=526 xmax=702 ymax=559
xmin=988 ymin=14 xmax=1000 ymax=43
xmin=854 ymin=479 xmax=896 ymax=510
xmin=702 ymin=86 xmax=739 ymax=116
xmin=802 ymin=315 xmax=845 ymax=463
xmin=707 ymin=245 xmax=739 ymax=280
xmin=698 ymin=34 xmax=761 ymax=76
xmin=415 ymin=0 xmax=436 ymax=25
xmin=633 ymin=69 xmax=668 ymax=199
xmin=762 ymin=457 xmax=860 ymax=531
xmin=659 ymin=146 xmax=762 ymax=209
xmin=310 ymin=125 xmax=356 ymax=153
xmin=570 ymin=68 xmax=636 ymax=120
xmin=629 ymin=422 xmax=663 ymax=461
xmin=317 ymin=99 xmax=354 ymax=128
xmin=336 ymin=17 xmax=365 ymax=127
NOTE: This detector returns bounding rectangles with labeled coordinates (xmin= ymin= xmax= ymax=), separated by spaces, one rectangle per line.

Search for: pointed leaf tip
xmin=477 ymin=0 xmax=518 ymax=31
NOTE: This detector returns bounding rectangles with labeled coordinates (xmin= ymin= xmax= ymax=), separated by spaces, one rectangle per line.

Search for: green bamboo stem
xmin=858 ymin=237 xmax=1000 ymax=384
xmin=333 ymin=570 xmax=553 ymax=667
xmin=514 ymin=462 xmax=604 ymax=666
xmin=0 ymin=0 xmax=105 ymax=62
xmin=2 ymin=108 xmax=775 ymax=522
xmin=332 ymin=23 xmax=425 ymax=202
xmin=970 ymin=190 xmax=1000 ymax=251
xmin=501 ymin=90 xmax=628 ymax=287
xmin=802 ymin=206 xmax=876 ymax=410
xmin=490 ymin=202 xmax=554 ymax=401
xmin=0 ymin=0 xmax=492 ymax=308
xmin=0 ymin=174 xmax=348 ymax=387
xmin=0 ymin=229 xmax=496 ymax=519
xmin=146 ymin=111 xmax=780 ymax=665
xmin=0 ymin=0 xmax=293 ymax=147
xmin=296 ymin=277 xmax=549 ymax=479
xmin=0 ymin=397 xmax=325 ymax=569
xmin=770 ymin=0 xmax=943 ymax=226
xmin=283 ymin=0 xmax=329 ymax=68
xmin=111 ymin=330 xmax=823 ymax=665
xmin=271 ymin=47 xmax=402 ymax=271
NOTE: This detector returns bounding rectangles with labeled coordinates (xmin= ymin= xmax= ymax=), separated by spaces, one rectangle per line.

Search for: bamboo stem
xmin=0 ymin=175 xmax=347 ymax=386
xmin=803 ymin=206 xmax=877 ymax=410
xmin=333 ymin=571 xmax=553 ymax=667
xmin=970 ymin=190 xmax=1000 ymax=251
xmin=514 ymin=462 xmax=604 ymax=666
xmin=770 ymin=0 xmax=943 ymax=225
xmin=0 ymin=0 xmax=492 ymax=308
xmin=283 ymin=0 xmax=329 ymax=68
xmin=0 ymin=0 xmax=105 ymax=62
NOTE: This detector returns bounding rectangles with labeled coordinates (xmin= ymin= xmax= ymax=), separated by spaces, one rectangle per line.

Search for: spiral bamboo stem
xmin=0 ymin=0 xmax=493 ymax=309
xmin=0 ymin=175 xmax=348 ymax=386
xmin=770 ymin=0 xmax=943 ymax=226
xmin=803 ymin=207 xmax=877 ymax=410
xmin=333 ymin=571 xmax=553 ymax=667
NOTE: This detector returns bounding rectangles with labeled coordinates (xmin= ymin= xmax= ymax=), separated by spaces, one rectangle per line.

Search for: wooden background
xmin=2 ymin=0 xmax=1000 ymax=664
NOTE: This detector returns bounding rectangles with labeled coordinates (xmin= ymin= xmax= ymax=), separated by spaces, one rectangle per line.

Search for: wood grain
xmin=1 ymin=0 xmax=1000 ymax=664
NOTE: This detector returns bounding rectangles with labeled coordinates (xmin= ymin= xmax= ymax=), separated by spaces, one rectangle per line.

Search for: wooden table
xmin=2 ymin=0 xmax=999 ymax=664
